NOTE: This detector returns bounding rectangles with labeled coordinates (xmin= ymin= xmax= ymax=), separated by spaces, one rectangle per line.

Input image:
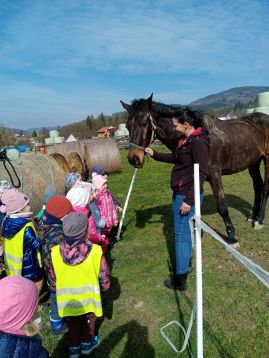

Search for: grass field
xmin=41 ymin=146 xmax=269 ymax=357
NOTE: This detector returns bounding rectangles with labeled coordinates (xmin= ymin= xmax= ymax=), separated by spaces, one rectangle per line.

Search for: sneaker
xmin=69 ymin=346 xmax=80 ymax=358
xmin=51 ymin=323 xmax=68 ymax=337
xmin=81 ymin=336 xmax=100 ymax=355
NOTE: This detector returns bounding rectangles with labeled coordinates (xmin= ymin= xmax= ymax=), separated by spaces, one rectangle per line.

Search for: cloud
xmin=0 ymin=0 xmax=268 ymax=128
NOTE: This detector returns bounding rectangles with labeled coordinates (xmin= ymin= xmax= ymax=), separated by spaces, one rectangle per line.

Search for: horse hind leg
xmin=248 ymin=159 xmax=263 ymax=225
xmin=255 ymin=155 xmax=269 ymax=229
xmin=208 ymin=171 xmax=239 ymax=247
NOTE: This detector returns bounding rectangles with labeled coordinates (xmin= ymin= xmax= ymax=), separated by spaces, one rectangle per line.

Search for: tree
xmin=0 ymin=125 xmax=16 ymax=146
xmin=32 ymin=130 xmax=37 ymax=137
xmin=40 ymin=127 xmax=49 ymax=139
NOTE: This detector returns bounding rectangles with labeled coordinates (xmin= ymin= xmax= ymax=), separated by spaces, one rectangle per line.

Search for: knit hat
xmin=66 ymin=186 xmax=90 ymax=207
xmin=65 ymin=173 xmax=81 ymax=189
xmin=44 ymin=184 xmax=58 ymax=203
xmin=92 ymin=173 xmax=108 ymax=190
xmin=0 ymin=275 xmax=38 ymax=336
xmin=90 ymin=165 xmax=107 ymax=176
xmin=46 ymin=194 xmax=72 ymax=218
xmin=63 ymin=212 xmax=89 ymax=237
xmin=1 ymin=188 xmax=29 ymax=214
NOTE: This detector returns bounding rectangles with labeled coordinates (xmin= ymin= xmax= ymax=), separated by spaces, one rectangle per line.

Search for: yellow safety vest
xmin=51 ymin=243 xmax=103 ymax=318
xmin=4 ymin=221 xmax=42 ymax=276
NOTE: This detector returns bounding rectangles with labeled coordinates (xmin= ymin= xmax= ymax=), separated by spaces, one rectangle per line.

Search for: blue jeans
xmin=50 ymin=292 xmax=65 ymax=330
xmin=89 ymin=202 xmax=105 ymax=234
xmin=172 ymin=192 xmax=204 ymax=275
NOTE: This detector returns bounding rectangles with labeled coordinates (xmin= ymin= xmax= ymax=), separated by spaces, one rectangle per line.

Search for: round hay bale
xmin=82 ymin=138 xmax=122 ymax=174
xmin=67 ymin=152 xmax=86 ymax=177
xmin=46 ymin=138 xmax=122 ymax=175
xmin=0 ymin=152 xmax=67 ymax=214
xmin=49 ymin=153 xmax=70 ymax=173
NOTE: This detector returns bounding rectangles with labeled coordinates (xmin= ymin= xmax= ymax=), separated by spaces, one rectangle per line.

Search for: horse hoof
xmin=254 ymin=221 xmax=264 ymax=230
xmin=229 ymin=241 xmax=240 ymax=249
xmin=226 ymin=238 xmax=240 ymax=249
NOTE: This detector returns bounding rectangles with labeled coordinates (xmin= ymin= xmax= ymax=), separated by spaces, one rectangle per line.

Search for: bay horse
xmin=120 ymin=93 xmax=269 ymax=244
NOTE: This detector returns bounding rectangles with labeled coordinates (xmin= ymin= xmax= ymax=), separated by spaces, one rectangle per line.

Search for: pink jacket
xmin=72 ymin=206 xmax=103 ymax=245
xmin=95 ymin=189 xmax=118 ymax=233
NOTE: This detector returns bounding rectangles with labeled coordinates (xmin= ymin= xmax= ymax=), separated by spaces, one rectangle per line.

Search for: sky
xmin=0 ymin=0 xmax=269 ymax=129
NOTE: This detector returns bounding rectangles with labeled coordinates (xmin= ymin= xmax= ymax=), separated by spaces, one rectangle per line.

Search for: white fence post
xmin=194 ymin=163 xmax=203 ymax=358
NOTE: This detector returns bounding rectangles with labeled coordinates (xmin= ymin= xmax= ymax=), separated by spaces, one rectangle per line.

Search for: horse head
xmin=120 ymin=93 xmax=155 ymax=168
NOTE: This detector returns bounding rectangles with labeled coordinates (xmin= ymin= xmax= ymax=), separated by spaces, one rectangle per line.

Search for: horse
xmin=120 ymin=93 xmax=269 ymax=244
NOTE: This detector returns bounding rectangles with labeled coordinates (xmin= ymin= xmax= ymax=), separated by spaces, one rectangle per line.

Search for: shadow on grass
xmin=92 ymin=320 xmax=155 ymax=357
xmin=183 ymin=294 xmax=235 ymax=358
xmin=134 ymin=202 xmax=243 ymax=357
xmin=135 ymin=204 xmax=175 ymax=268
xmin=202 ymin=193 xmax=252 ymax=218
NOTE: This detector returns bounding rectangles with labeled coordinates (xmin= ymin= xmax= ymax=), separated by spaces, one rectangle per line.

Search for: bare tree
xmin=0 ymin=125 xmax=16 ymax=146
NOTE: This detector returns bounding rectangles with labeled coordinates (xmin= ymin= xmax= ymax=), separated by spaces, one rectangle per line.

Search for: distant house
xmin=97 ymin=126 xmax=117 ymax=138
xmin=66 ymin=134 xmax=77 ymax=142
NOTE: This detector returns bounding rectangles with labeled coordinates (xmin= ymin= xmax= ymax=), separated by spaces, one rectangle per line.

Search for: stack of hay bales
xmin=247 ymin=92 xmax=269 ymax=115
xmin=47 ymin=138 xmax=122 ymax=177
xmin=45 ymin=130 xmax=65 ymax=145
xmin=115 ymin=124 xmax=129 ymax=137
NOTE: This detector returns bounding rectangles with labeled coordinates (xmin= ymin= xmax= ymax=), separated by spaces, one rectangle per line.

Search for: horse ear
xmin=120 ymin=100 xmax=131 ymax=112
xmin=146 ymin=93 xmax=153 ymax=109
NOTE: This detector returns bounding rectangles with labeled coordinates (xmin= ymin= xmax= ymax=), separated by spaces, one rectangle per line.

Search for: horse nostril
xmin=133 ymin=156 xmax=141 ymax=167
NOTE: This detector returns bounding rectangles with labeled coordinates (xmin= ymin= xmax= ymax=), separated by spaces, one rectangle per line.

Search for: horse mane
xmin=152 ymin=102 xmax=181 ymax=117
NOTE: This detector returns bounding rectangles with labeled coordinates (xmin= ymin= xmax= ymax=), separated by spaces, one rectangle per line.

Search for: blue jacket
xmin=0 ymin=332 xmax=49 ymax=358
xmin=1 ymin=217 xmax=43 ymax=281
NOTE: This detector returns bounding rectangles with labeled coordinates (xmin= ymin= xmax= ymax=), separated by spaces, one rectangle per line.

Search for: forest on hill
xmin=1 ymin=86 xmax=268 ymax=146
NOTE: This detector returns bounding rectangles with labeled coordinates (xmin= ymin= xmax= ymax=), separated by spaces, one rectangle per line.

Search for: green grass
xmin=41 ymin=146 xmax=269 ymax=357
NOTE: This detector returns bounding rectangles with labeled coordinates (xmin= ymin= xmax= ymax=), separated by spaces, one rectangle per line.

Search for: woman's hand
xmin=180 ymin=202 xmax=191 ymax=215
xmin=145 ymin=147 xmax=154 ymax=156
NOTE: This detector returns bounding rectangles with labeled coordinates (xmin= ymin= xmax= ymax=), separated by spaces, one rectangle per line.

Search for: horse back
xmin=205 ymin=112 xmax=269 ymax=174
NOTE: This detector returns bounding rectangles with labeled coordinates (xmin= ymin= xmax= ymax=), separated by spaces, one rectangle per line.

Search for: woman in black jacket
xmin=145 ymin=109 xmax=210 ymax=291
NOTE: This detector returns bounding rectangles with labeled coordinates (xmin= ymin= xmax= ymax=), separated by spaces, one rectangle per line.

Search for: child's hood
xmin=60 ymin=236 xmax=92 ymax=265
xmin=1 ymin=217 xmax=30 ymax=238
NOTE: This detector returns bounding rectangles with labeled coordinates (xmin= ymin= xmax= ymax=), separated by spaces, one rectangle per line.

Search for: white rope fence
xmin=160 ymin=163 xmax=269 ymax=357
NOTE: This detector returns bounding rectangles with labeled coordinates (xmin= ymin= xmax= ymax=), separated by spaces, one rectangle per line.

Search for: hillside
xmin=189 ymin=86 xmax=269 ymax=110
xmin=20 ymin=86 xmax=269 ymax=136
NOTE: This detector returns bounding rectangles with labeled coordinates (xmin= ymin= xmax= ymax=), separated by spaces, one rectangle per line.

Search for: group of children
xmin=0 ymin=166 xmax=122 ymax=358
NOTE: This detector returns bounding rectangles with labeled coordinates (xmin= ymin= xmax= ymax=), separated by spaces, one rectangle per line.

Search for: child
xmin=51 ymin=212 xmax=110 ymax=358
xmin=66 ymin=172 xmax=105 ymax=233
xmin=35 ymin=184 xmax=59 ymax=223
xmin=90 ymin=166 xmax=123 ymax=213
xmin=91 ymin=173 xmax=119 ymax=235
xmin=66 ymin=186 xmax=109 ymax=252
xmin=0 ymin=237 xmax=5 ymax=279
xmin=0 ymin=275 xmax=49 ymax=357
xmin=37 ymin=194 xmax=73 ymax=336
xmin=64 ymin=172 xmax=82 ymax=195
xmin=0 ymin=189 xmax=43 ymax=289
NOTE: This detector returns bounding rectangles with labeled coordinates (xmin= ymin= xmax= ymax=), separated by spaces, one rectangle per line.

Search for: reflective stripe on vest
xmin=51 ymin=243 xmax=103 ymax=318
xmin=4 ymin=221 xmax=42 ymax=276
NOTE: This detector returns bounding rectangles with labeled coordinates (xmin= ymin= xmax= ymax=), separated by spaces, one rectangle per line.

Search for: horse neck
xmin=151 ymin=102 xmax=187 ymax=150
xmin=151 ymin=111 xmax=178 ymax=151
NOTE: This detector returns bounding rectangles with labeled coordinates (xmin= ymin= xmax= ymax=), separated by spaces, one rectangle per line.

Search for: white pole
xmin=194 ymin=163 xmax=203 ymax=358
xmin=116 ymin=168 xmax=138 ymax=241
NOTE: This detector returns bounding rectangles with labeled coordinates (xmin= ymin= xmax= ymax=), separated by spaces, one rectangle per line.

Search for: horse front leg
xmin=207 ymin=171 xmax=239 ymax=246
xmin=255 ymin=157 xmax=269 ymax=229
